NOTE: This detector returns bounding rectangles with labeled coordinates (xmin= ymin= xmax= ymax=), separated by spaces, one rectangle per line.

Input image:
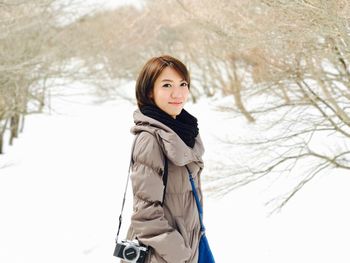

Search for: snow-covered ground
xmin=0 ymin=82 xmax=349 ymax=263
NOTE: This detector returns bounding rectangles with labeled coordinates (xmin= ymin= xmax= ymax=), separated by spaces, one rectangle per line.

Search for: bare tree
xmin=0 ymin=0 xmax=81 ymax=153
xmin=184 ymin=0 xmax=350 ymax=212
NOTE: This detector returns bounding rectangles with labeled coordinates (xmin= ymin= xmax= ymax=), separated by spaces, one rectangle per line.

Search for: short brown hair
xmin=135 ymin=55 xmax=190 ymax=109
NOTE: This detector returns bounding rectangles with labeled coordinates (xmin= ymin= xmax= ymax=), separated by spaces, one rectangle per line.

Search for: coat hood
xmin=131 ymin=109 xmax=204 ymax=167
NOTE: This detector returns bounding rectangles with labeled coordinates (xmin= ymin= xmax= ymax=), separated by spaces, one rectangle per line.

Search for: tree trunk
xmin=0 ymin=135 xmax=3 ymax=154
xmin=9 ymin=114 xmax=19 ymax=145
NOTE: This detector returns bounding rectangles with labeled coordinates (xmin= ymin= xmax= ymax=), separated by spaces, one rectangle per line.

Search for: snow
xmin=1 ymin=81 xmax=350 ymax=263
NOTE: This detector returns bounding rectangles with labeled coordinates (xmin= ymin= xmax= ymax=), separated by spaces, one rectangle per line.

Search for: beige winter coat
xmin=125 ymin=109 xmax=205 ymax=263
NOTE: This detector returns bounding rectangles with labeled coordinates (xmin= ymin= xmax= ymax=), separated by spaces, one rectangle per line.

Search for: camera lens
xmin=124 ymin=246 xmax=138 ymax=261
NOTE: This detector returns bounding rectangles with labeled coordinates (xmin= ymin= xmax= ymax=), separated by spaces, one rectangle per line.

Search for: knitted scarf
xmin=140 ymin=105 xmax=199 ymax=148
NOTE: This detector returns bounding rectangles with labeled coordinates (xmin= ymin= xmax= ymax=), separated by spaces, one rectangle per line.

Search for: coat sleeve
xmin=130 ymin=132 xmax=191 ymax=263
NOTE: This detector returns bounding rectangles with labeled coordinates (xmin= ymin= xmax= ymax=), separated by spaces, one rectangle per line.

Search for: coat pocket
xmin=147 ymin=248 xmax=167 ymax=263
xmin=189 ymin=227 xmax=201 ymax=250
xmin=174 ymin=216 xmax=190 ymax=248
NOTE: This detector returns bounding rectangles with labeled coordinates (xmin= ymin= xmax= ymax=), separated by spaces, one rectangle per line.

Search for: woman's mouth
xmin=168 ymin=102 xmax=182 ymax=106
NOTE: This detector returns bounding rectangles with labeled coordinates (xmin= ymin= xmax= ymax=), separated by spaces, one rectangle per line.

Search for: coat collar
xmin=131 ymin=110 xmax=204 ymax=167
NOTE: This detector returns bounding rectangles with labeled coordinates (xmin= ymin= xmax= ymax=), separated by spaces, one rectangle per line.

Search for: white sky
xmin=57 ymin=0 xmax=145 ymax=25
xmin=80 ymin=0 xmax=145 ymax=19
xmin=79 ymin=0 xmax=144 ymax=11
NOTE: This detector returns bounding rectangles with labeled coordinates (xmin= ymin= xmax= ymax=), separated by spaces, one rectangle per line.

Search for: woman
xmin=126 ymin=55 xmax=205 ymax=263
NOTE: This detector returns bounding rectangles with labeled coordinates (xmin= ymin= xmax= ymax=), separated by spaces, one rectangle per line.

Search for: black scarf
xmin=140 ymin=105 xmax=199 ymax=148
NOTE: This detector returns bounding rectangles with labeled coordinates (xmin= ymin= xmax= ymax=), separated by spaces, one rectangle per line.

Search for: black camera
xmin=113 ymin=239 xmax=148 ymax=263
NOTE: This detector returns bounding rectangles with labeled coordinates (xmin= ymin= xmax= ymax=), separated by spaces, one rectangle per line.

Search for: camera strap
xmin=115 ymin=133 xmax=168 ymax=243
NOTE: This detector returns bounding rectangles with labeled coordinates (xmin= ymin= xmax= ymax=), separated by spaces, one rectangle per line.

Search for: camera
xmin=113 ymin=239 xmax=148 ymax=263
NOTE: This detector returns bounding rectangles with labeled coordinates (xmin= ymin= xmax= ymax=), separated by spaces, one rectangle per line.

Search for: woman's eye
xmin=162 ymin=83 xmax=188 ymax=88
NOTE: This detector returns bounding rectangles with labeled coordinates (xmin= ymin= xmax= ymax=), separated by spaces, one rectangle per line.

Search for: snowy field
xmin=0 ymin=82 xmax=349 ymax=263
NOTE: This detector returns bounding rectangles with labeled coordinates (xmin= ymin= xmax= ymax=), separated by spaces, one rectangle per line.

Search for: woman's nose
xmin=171 ymin=85 xmax=183 ymax=98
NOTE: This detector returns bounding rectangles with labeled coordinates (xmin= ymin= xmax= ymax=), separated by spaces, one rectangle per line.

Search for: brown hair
xmin=135 ymin=55 xmax=190 ymax=109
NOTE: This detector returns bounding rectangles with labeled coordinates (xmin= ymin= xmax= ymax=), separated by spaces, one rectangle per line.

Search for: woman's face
xmin=151 ymin=67 xmax=189 ymax=119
